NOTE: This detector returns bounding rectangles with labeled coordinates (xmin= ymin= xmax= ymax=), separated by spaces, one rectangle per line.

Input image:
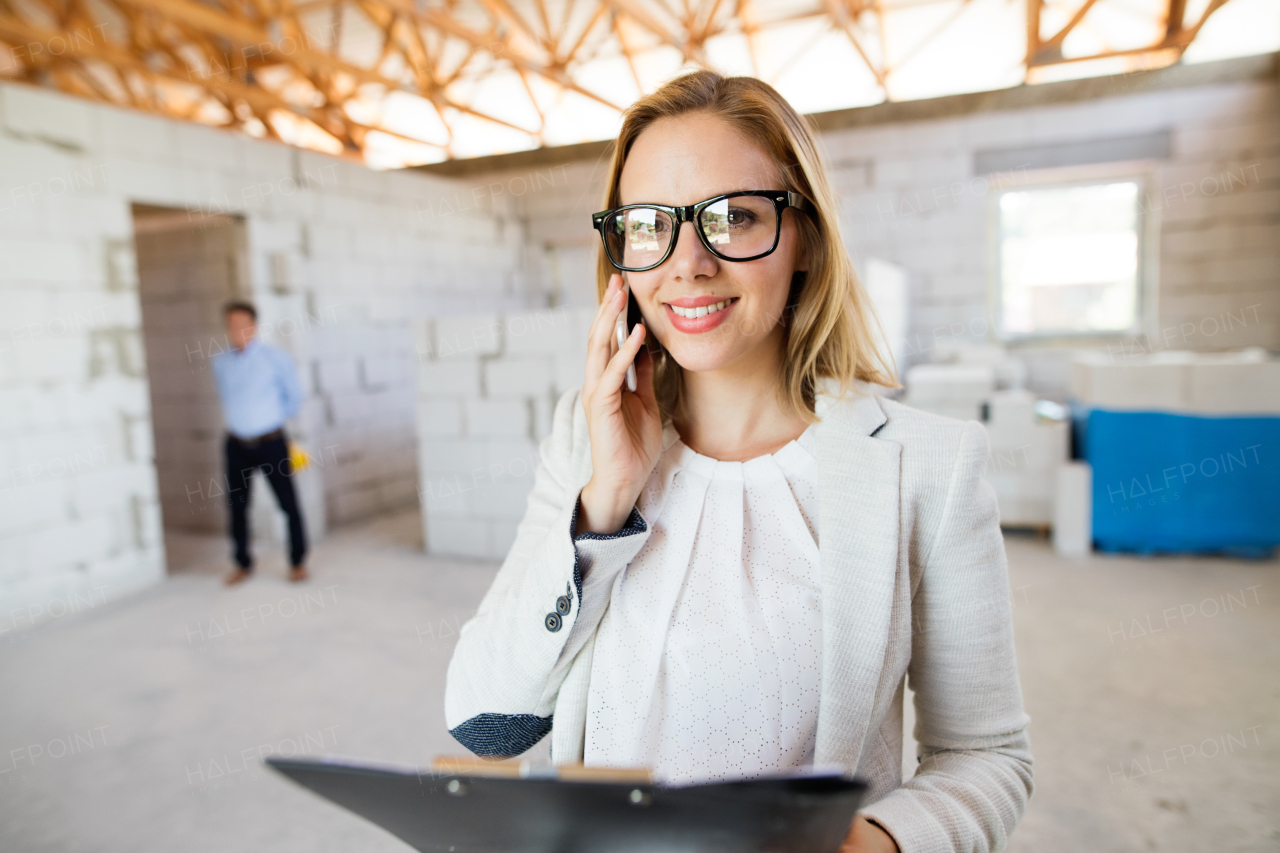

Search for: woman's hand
xmin=839 ymin=817 xmax=900 ymax=853
xmin=577 ymin=274 xmax=664 ymax=535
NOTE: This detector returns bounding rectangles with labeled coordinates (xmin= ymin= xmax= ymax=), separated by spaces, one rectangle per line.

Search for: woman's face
xmin=618 ymin=112 xmax=807 ymax=375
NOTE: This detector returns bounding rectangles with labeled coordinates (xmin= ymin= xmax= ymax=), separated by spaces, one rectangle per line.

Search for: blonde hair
xmin=597 ymin=70 xmax=898 ymax=422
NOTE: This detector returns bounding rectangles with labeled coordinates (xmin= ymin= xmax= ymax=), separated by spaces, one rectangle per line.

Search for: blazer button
xmin=544 ymin=612 xmax=562 ymax=632
xmin=555 ymin=595 xmax=571 ymax=616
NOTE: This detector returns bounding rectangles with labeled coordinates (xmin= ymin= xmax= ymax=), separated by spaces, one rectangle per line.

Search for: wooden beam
xmin=611 ymin=10 xmax=644 ymax=94
xmin=891 ymin=0 xmax=974 ymax=76
xmin=1025 ymin=0 xmax=1040 ymax=69
xmin=1165 ymin=0 xmax=1186 ymax=39
xmin=1030 ymin=0 xmax=1234 ymax=67
xmin=821 ymin=0 xmax=886 ymax=88
xmin=562 ymin=1 xmax=608 ymax=68
xmin=1029 ymin=0 xmax=1101 ymax=65
xmin=474 ymin=0 xmax=545 ymax=54
xmin=600 ymin=0 xmax=684 ymax=55
xmin=0 ymin=9 xmax=442 ymax=155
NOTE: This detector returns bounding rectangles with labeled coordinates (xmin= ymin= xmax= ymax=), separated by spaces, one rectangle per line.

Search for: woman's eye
xmin=726 ymin=208 xmax=756 ymax=227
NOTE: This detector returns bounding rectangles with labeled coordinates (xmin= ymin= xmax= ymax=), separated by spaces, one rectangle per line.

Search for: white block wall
xmin=456 ymin=61 xmax=1280 ymax=400
xmin=414 ymin=307 xmax=593 ymax=559
xmin=0 ymin=81 xmax=527 ymax=629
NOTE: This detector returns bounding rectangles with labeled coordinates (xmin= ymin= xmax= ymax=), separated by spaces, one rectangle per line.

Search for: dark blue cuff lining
xmin=568 ymin=501 xmax=647 ymax=603
xmin=449 ymin=713 xmax=552 ymax=757
xmin=572 ymin=505 xmax=647 ymax=542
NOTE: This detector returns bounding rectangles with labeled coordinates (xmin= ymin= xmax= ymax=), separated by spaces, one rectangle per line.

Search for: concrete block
xmin=875 ymin=154 xmax=968 ymax=191
xmin=14 ymin=336 xmax=91 ymax=383
xmin=425 ymin=513 xmax=490 ymax=558
xmin=490 ymin=519 xmax=519 ymax=559
xmin=28 ymin=514 xmax=115 ymax=569
xmin=418 ymin=438 xmax=488 ymax=475
xmin=0 ymin=238 xmax=88 ymax=284
xmin=244 ymin=138 xmax=296 ymax=183
xmin=483 ymin=438 xmax=540 ymax=481
xmin=72 ymin=463 xmax=157 ymax=515
xmin=1069 ymin=355 xmax=1188 ymax=410
xmin=485 ymin=357 xmax=553 ymax=397
xmin=503 ymin=308 xmax=580 ymax=355
xmin=1186 ymin=359 xmax=1280 ymax=414
xmin=531 ymin=392 xmax=554 ymax=442
xmin=2 ymin=85 xmax=97 ymax=152
xmin=297 ymin=152 xmax=346 ymax=193
xmin=552 ymin=354 xmax=586 ymax=397
xmin=0 ymin=479 xmax=67 ymax=533
xmin=418 ymin=400 xmax=464 ymax=437
xmin=1054 ymin=462 xmax=1092 ymax=556
xmin=466 ymin=399 xmax=529 ymax=438
xmin=435 ymin=314 xmax=502 ymax=359
xmin=352 ymin=230 xmax=391 ymax=259
xmin=905 ymin=364 xmax=995 ymax=402
xmin=86 ymin=546 xmax=165 ymax=596
xmin=420 ymin=470 xmax=472 ymax=515
xmin=99 ymin=108 xmax=176 ymax=161
xmin=104 ymin=158 xmax=182 ymax=206
xmin=417 ymin=358 xmax=481 ymax=399
xmin=173 ymin=122 xmax=247 ymax=173
xmin=0 ymin=133 xmax=85 ymax=201
xmin=318 ymin=358 xmax=360 ymax=393
xmin=355 ymin=353 xmax=397 ymax=390
xmin=482 ymin=481 xmax=537 ymax=520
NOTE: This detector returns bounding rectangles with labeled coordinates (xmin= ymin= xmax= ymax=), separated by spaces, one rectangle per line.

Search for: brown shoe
xmin=224 ymin=568 xmax=252 ymax=587
xmin=288 ymin=565 xmax=309 ymax=583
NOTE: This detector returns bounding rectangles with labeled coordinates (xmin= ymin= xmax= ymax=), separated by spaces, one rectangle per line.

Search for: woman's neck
xmin=675 ymin=328 xmax=809 ymax=462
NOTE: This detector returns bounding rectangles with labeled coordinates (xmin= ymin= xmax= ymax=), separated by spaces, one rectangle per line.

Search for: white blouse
xmin=581 ymin=426 xmax=822 ymax=785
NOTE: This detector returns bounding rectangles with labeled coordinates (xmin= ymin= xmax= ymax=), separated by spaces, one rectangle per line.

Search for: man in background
xmin=211 ymin=302 xmax=309 ymax=585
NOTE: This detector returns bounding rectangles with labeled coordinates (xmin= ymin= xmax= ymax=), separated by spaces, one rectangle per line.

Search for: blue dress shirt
xmin=211 ymin=338 xmax=304 ymax=440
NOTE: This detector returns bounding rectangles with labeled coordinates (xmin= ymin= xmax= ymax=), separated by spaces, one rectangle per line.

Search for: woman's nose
xmin=668 ymin=220 xmax=719 ymax=280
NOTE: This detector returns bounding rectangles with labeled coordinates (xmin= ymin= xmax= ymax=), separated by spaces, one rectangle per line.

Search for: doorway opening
xmin=131 ymin=204 xmax=249 ymax=574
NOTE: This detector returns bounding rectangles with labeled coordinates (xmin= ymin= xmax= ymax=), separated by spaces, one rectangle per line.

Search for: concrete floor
xmin=0 ymin=512 xmax=1276 ymax=852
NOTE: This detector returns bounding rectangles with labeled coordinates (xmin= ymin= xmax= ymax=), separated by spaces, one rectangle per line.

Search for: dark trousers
xmin=225 ymin=433 xmax=308 ymax=570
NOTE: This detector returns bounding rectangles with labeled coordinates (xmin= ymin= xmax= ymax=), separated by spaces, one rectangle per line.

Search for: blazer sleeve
xmin=443 ymin=389 xmax=650 ymax=757
xmin=860 ymin=421 xmax=1034 ymax=853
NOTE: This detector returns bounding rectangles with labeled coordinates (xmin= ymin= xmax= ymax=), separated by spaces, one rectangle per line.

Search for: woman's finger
xmin=584 ymin=279 xmax=626 ymax=388
xmin=598 ymin=322 xmax=646 ymax=397
xmin=633 ymin=339 xmax=658 ymax=409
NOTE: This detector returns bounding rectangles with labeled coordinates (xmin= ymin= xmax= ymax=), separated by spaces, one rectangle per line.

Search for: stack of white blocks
xmin=983 ymin=390 xmax=1070 ymax=527
xmin=1070 ymin=349 xmax=1280 ymax=414
xmin=902 ymin=363 xmax=996 ymax=422
xmin=414 ymin=307 xmax=594 ymax=560
xmin=904 ymin=364 xmax=1069 ymax=526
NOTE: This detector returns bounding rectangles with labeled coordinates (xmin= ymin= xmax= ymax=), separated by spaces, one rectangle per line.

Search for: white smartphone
xmin=614 ymin=288 xmax=640 ymax=393
xmin=614 ymin=313 xmax=638 ymax=392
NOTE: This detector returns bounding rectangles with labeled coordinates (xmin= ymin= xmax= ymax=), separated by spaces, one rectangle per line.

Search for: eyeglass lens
xmin=605 ymin=196 xmax=779 ymax=268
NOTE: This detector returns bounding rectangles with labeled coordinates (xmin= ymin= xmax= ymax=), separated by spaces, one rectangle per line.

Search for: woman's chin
xmin=662 ymin=342 xmax=748 ymax=375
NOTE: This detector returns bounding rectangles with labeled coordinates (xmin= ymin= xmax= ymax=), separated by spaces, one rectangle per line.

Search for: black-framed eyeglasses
xmin=592 ymin=190 xmax=812 ymax=272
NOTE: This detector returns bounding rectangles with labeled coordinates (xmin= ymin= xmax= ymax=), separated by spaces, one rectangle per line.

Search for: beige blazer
xmin=445 ymin=383 xmax=1033 ymax=853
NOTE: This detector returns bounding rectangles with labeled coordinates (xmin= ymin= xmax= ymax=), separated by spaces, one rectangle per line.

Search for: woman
xmin=445 ymin=71 xmax=1032 ymax=853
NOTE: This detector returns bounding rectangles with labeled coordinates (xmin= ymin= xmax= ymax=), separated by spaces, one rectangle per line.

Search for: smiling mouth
xmin=665 ymin=298 xmax=738 ymax=319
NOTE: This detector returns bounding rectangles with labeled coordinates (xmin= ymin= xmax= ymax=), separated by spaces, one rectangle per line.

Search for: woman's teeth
xmin=669 ymin=299 xmax=733 ymax=319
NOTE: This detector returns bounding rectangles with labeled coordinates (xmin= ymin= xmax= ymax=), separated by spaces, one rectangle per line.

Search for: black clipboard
xmin=266 ymin=756 xmax=867 ymax=853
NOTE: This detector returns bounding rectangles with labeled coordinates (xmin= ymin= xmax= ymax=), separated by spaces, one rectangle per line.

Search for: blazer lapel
xmin=813 ymin=385 xmax=903 ymax=771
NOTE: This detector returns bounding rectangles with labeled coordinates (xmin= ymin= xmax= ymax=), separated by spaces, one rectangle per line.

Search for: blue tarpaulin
xmin=1083 ymin=409 xmax=1280 ymax=556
